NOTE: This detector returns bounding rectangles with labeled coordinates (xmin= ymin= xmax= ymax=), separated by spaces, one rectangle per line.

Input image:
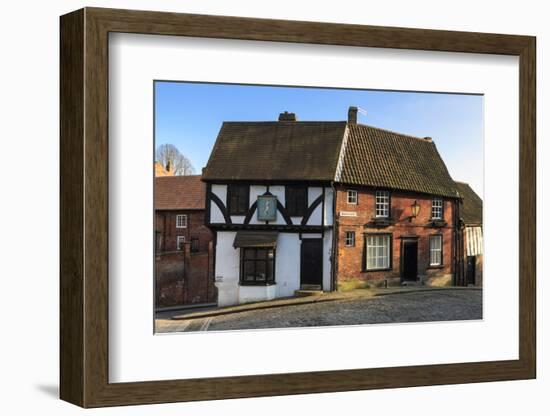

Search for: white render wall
xmin=214 ymin=230 xmax=333 ymax=306
xmin=274 ymin=233 xmax=301 ymax=297
xmin=323 ymin=229 xmax=333 ymax=291
xmin=213 ymin=231 xmax=240 ymax=307
xmin=306 ymin=187 xmax=323 ymax=226
xmin=324 ymin=186 xmax=334 ymax=226
xmin=268 ymin=185 xmax=286 ymax=225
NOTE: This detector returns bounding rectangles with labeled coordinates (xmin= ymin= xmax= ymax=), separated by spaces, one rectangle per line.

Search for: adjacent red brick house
xmin=333 ymin=118 xmax=461 ymax=288
xmin=154 ymin=175 xmax=215 ymax=308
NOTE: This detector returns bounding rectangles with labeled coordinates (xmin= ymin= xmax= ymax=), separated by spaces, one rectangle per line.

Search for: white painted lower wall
xmin=274 ymin=233 xmax=301 ymax=298
xmin=323 ymin=229 xmax=333 ymax=291
xmin=214 ymin=230 xmax=333 ymax=306
xmin=213 ymin=231 xmax=240 ymax=307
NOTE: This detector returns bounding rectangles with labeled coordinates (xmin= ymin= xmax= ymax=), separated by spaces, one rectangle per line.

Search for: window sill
xmin=239 ymin=282 xmax=276 ymax=286
xmin=427 ymin=265 xmax=445 ymax=269
xmin=428 ymin=220 xmax=447 ymax=227
xmin=361 ymin=268 xmax=392 ymax=273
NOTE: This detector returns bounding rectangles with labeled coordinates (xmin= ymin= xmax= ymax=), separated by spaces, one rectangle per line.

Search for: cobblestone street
xmin=156 ymin=288 xmax=482 ymax=333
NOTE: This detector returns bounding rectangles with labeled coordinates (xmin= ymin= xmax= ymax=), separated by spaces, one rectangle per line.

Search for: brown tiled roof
xmin=202 ymin=121 xmax=347 ymax=182
xmin=155 ymin=175 xmax=205 ymax=210
xmin=339 ymin=124 xmax=459 ymax=198
xmin=455 ymin=181 xmax=483 ymax=225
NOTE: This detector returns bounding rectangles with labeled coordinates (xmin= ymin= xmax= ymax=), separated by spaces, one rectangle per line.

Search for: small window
xmin=347 ymin=189 xmax=358 ymax=204
xmin=429 ymin=235 xmax=443 ymax=266
xmin=432 ymin=197 xmax=443 ymax=220
xmin=176 ymin=236 xmax=186 ymax=251
xmin=227 ymin=184 xmax=249 ymax=215
xmin=176 ymin=214 xmax=187 ymax=228
xmin=286 ymin=186 xmax=307 ymax=216
xmin=190 ymin=237 xmax=200 ymax=253
xmin=240 ymin=247 xmax=275 ymax=285
xmin=364 ymin=234 xmax=391 ymax=270
xmin=344 ymin=231 xmax=355 ymax=247
xmin=375 ymin=190 xmax=390 ymax=218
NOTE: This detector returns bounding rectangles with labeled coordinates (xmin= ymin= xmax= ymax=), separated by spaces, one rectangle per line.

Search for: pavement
xmin=155 ymin=287 xmax=482 ymax=333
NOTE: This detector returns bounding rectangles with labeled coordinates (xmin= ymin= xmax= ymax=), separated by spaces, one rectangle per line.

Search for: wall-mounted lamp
xmin=409 ymin=200 xmax=421 ymax=221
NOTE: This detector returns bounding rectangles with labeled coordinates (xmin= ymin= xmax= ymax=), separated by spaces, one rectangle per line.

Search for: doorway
xmin=466 ymin=256 xmax=476 ymax=285
xmin=401 ymin=240 xmax=418 ymax=281
xmin=300 ymin=239 xmax=323 ymax=288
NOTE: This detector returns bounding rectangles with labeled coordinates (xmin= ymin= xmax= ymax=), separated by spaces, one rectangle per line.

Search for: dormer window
xmin=432 ymin=197 xmax=443 ymax=220
xmin=375 ymin=190 xmax=390 ymax=218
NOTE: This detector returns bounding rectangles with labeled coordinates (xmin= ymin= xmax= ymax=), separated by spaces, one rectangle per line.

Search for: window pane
xmin=243 ymin=261 xmax=255 ymax=281
xmin=256 ymin=261 xmax=266 ymax=281
xmin=366 ymin=234 xmax=390 ymax=269
xmin=267 ymin=260 xmax=274 ymax=282
xmin=244 ymin=248 xmax=255 ymax=259
xmin=256 ymin=249 xmax=267 ymax=259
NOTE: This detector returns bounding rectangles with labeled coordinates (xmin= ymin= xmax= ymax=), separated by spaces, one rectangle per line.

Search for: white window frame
xmin=344 ymin=231 xmax=355 ymax=247
xmin=176 ymin=235 xmax=186 ymax=251
xmin=365 ymin=234 xmax=391 ymax=270
xmin=347 ymin=189 xmax=358 ymax=205
xmin=375 ymin=190 xmax=390 ymax=218
xmin=431 ymin=197 xmax=443 ymax=220
xmin=176 ymin=214 xmax=187 ymax=228
xmin=429 ymin=235 xmax=443 ymax=266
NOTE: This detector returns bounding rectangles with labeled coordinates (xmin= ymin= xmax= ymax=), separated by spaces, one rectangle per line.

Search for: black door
xmin=300 ymin=239 xmax=323 ymax=287
xmin=466 ymin=256 xmax=476 ymax=285
xmin=402 ymin=241 xmax=418 ymax=281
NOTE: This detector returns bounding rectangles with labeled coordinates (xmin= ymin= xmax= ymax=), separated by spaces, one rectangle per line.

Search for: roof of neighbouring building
xmin=201 ymin=121 xmax=348 ymax=182
xmin=339 ymin=124 xmax=459 ymax=198
xmin=155 ymin=175 xmax=205 ymax=210
xmin=455 ymin=181 xmax=483 ymax=225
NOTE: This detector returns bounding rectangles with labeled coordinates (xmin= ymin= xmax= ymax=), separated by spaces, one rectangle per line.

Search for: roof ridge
xmin=352 ymin=123 xmax=433 ymax=142
xmin=222 ymin=120 xmax=347 ymax=125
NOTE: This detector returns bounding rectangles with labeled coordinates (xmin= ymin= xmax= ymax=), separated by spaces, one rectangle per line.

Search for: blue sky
xmin=155 ymin=81 xmax=483 ymax=196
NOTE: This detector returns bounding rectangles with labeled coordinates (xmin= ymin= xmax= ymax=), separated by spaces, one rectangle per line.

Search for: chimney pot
xmin=348 ymin=106 xmax=358 ymax=124
xmin=278 ymin=111 xmax=297 ymax=122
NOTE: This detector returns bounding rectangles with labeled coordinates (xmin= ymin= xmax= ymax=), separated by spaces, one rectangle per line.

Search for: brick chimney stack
xmin=278 ymin=111 xmax=297 ymax=122
xmin=348 ymin=106 xmax=358 ymax=124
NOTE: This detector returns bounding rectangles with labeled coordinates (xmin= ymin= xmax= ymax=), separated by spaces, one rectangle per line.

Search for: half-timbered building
xmin=202 ymin=112 xmax=340 ymax=306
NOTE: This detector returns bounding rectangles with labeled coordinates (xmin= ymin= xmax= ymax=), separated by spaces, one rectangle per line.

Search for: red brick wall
xmin=155 ymin=209 xmax=216 ymax=307
xmin=155 ymin=209 xmax=212 ymax=253
xmin=335 ymin=186 xmax=456 ymax=286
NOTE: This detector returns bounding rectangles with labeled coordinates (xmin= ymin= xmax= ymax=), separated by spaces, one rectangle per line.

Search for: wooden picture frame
xmin=60 ymin=7 xmax=536 ymax=408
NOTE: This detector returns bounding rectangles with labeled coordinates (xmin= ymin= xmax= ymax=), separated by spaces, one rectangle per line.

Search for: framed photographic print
xmin=60 ymin=7 xmax=536 ymax=408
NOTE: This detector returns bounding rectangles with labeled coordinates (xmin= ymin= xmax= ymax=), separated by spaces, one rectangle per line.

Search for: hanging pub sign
xmin=257 ymin=195 xmax=278 ymax=221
